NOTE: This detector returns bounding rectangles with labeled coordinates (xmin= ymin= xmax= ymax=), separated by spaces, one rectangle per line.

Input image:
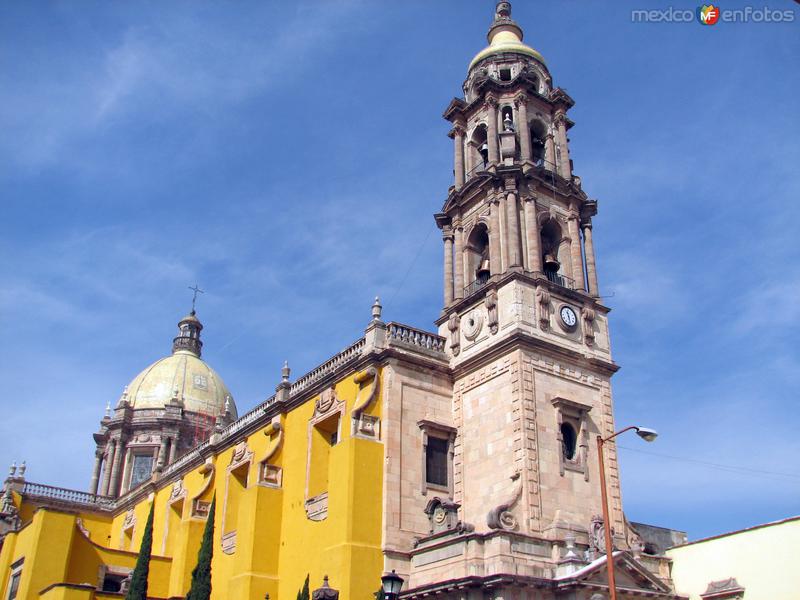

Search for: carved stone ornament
xmin=448 ymin=313 xmax=461 ymax=356
xmin=581 ymin=307 xmax=596 ymax=345
xmin=314 ymin=386 xmax=338 ymax=417
xmin=351 ymin=367 xmax=380 ymax=439
xmin=487 ymin=472 xmax=523 ymax=531
xmin=305 ymin=493 xmax=328 ymax=522
xmin=485 ymin=290 xmax=499 ymax=334
xmin=536 ymin=287 xmax=551 ymax=330
xmin=701 ymin=578 xmax=745 ymax=600
xmin=230 ymin=440 xmax=252 ymax=466
xmin=169 ymin=479 xmax=185 ymax=501
xmin=462 ymin=310 xmax=483 ymax=341
xmin=588 ymin=514 xmax=614 ymax=555
xmin=312 ymin=576 xmax=339 ymax=600
xmin=424 ymin=497 xmax=462 ymax=535
xmin=122 ymin=508 xmax=136 ymax=530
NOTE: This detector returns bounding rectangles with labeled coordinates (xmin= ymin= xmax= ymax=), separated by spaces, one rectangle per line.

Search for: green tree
xmin=125 ymin=502 xmax=155 ymax=600
xmin=186 ymin=497 xmax=216 ymax=600
xmin=296 ymin=574 xmax=310 ymax=600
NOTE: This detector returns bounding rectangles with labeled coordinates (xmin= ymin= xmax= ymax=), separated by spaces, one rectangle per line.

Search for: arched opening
xmin=501 ymin=106 xmax=514 ymax=131
xmin=540 ymin=217 xmax=562 ymax=279
xmin=468 ymin=125 xmax=489 ymax=175
xmin=530 ymin=120 xmax=546 ymax=166
xmin=465 ymin=223 xmax=491 ymax=288
xmin=560 ymin=422 xmax=577 ymax=460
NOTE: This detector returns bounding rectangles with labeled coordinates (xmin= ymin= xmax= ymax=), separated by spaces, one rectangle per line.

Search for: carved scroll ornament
xmin=487 ymin=471 xmax=523 ymax=531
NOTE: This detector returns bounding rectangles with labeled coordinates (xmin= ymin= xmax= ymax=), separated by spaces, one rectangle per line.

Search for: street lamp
xmin=597 ymin=426 xmax=658 ymax=600
xmin=381 ymin=570 xmax=404 ymax=600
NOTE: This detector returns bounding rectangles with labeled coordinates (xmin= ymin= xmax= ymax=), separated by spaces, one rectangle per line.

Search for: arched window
xmin=501 ymin=106 xmax=514 ymax=131
xmin=560 ymin=422 xmax=577 ymax=460
xmin=530 ymin=120 xmax=546 ymax=166
xmin=465 ymin=223 xmax=491 ymax=288
xmin=468 ymin=125 xmax=489 ymax=176
xmin=540 ymin=218 xmax=562 ymax=277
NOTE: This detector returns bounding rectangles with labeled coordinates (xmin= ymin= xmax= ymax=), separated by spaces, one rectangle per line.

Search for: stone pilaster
xmin=485 ymin=96 xmax=499 ymax=167
xmin=100 ymin=440 xmax=115 ymax=496
xmin=450 ymin=125 xmax=466 ymax=189
xmin=108 ymin=436 xmax=125 ymax=497
xmin=443 ymin=228 xmax=454 ymax=305
xmin=505 ymin=187 xmax=522 ymax=268
xmin=453 ymin=222 xmax=464 ymax=300
xmin=582 ymin=221 xmax=599 ymax=296
xmin=489 ymin=197 xmax=501 ymax=277
xmin=168 ymin=436 xmax=178 ymax=464
xmin=515 ymin=94 xmax=531 ymax=164
xmin=545 ymin=132 xmax=556 ymax=170
xmin=567 ymin=214 xmax=586 ymax=291
xmin=523 ymin=196 xmax=542 ymax=272
xmin=89 ymin=450 xmax=103 ymax=495
xmin=554 ymin=112 xmax=571 ymax=178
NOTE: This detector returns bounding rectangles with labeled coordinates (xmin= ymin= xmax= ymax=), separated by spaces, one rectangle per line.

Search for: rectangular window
xmin=7 ymin=572 xmax=21 ymax=600
xmin=425 ymin=437 xmax=449 ymax=487
xmin=129 ymin=454 xmax=154 ymax=489
xmin=499 ymin=68 xmax=512 ymax=81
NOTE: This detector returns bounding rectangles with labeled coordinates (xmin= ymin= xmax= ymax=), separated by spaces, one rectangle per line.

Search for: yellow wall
xmin=0 ymin=365 xmax=385 ymax=600
xmin=666 ymin=517 xmax=800 ymax=600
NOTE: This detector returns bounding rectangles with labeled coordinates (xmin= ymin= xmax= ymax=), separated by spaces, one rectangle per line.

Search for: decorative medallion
xmin=314 ymin=387 xmax=338 ymax=417
xmin=462 ymin=310 xmax=484 ymax=341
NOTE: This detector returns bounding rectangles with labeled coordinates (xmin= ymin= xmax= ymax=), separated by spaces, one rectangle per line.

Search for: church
xmin=0 ymin=4 xmax=684 ymax=599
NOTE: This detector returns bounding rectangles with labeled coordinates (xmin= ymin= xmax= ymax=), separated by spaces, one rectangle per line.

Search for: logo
xmin=697 ymin=4 xmax=721 ymax=24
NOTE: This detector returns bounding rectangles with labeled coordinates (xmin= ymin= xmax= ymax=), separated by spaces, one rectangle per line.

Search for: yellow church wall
xmin=666 ymin=516 xmax=800 ymax=600
xmin=1 ymin=364 xmax=384 ymax=600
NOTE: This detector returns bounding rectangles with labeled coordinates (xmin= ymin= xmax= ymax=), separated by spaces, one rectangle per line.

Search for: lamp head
xmin=381 ymin=570 xmax=404 ymax=597
xmin=635 ymin=427 xmax=658 ymax=442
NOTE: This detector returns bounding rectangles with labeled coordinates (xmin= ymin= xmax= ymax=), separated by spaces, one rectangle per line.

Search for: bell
xmin=476 ymin=259 xmax=491 ymax=280
xmin=543 ymin=253 xmax=560 ymax=272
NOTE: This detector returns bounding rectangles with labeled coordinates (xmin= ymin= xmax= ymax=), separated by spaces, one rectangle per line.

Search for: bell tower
xmin=409 ymin=3 xmax=668 ymax=596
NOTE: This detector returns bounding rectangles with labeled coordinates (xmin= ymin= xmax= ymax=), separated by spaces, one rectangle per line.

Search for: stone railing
xmin=159 ymin=440 xmax=210 ymax=481
xmin=21 ymin=482 xmax=116 ymax=509
xmin=289 ymin=337 xmax=366 ymax=395
xmin=217 ymin=395 xmax=277 ymax=440
xmin=387 ymin=322 xmax=446 ymax=353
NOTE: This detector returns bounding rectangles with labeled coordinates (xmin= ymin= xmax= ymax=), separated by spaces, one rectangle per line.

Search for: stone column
xmin=554 ymin=113 xmax=571 ymax=178
xmin=515 ymin=94 xmax=531 ymax=164
xmin=89 ymin=450 xmax=103 ymax=495
xmin=453 ymin=223 xmax=464 ymax=300
xmin=545 ymin=132 xmax=556 ymax=171
xmin=523 ymin=197 xmax=542 ymax=272
xmin=582 ymin=221 xmax=600 ymax=296
xmin=168 ymin=436 xmax=178 ymax=464
xmin=443 ymin=228 xmax=454 ymax=306
xmin=108 ymin=437 xmax=125 ymax=497
xmin=451 ymin=125 xmax=466 ymax=189
xmin=506 ymin=190 xmax=522 ymax=267
xmin=157 ymin=436 xmax=169 ymax=469
xmin=568 ymin=215 xmax=586 ymax=291
xmin=489 ymin=197 xmax=501 ymax=276
xmin=485 ymin=96 xmax=499 ymax=166
xmin=100 ymin=440 xmax=115 ymax=496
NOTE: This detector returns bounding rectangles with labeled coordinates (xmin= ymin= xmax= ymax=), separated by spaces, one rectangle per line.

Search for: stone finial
xmin=564 ymin=532 xmax=577 ymax=558
xmin=224 ymin=395 xmax=231 ymax=414
xmin=312 ymin=576 xmax=339 ymax=600
xmin=281 ymin=360 xmax=291 ymax=383
xmin=104 ymin=400 xmax=111 ymax=418
xmin=371 ymin=296 xmax=383 ymax=322
xmin=8 ymin=462 xmax=16 ymax=478
xmin=18 ymin=462 xmax=25 ymax=478
xmin=503 ymin=113 xmax=514 ymax=132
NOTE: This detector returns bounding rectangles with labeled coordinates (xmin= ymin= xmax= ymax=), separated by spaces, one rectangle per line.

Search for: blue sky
xmin=1 ymin=1 xmax=797 ymax=540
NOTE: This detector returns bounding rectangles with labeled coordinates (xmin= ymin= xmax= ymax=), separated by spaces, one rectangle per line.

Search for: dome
xmin=123 ymin=351 xmax=238 ymax=419
xmin=469 ymin=2 xmax=546 ymax=71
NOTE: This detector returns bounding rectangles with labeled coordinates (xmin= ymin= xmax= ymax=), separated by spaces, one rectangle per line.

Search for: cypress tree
xmin=186 ymin=497 xmax=216 ymax=600
xmin=125 ymin=502 xmax=155 ymax=600
xmin=296 ymin=574 xmax=310 ymax=600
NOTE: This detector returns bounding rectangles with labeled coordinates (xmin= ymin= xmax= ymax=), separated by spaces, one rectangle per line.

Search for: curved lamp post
xmin=381 ymin=570 xmax=404 ymax=600
xmin=597 ymin=426 xmax=658 ymax=600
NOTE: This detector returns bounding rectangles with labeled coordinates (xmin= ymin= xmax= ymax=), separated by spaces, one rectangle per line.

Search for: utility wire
xmin=387 ymin=224 xmax=437 ymax=308
xmin=617 ymin=444 xmax=800 ymax=482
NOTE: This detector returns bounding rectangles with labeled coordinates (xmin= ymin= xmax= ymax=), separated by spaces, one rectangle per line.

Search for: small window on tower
xmin=425 ymin=437 xmax=449 ymax=487
xmin=561 ymin=422 xmax=577 ymax=460
xmin=499 ymin=68 xmax=512 ymax=81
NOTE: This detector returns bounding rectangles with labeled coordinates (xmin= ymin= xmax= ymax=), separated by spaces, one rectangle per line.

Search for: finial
xmin=224 ymin=395 xmax=231 ymax=414
xmin=371 ymin=296 xmax=383 ymax=322
xmin=18 ymin=461 xmax=26 ymax=477
xmin=281 ymin=361 xmax=291 ymax=383
xmin=105 ymin=400 xmax=111 ymax=418
xmin=503 ymin=113 xmax=514 ymax=132
xmin=9 ymin=462 xmax=16 ymax=477
xmin=495 ymin=1 xmax=512 ymax=21
xmin=188 ymin=283 xmax=204 ymax=314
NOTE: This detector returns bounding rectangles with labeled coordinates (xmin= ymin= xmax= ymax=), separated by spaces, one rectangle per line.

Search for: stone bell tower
xmin=406 ymin=3 xmax=672 ymax=597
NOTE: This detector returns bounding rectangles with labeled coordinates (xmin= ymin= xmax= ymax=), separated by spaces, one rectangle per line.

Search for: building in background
xmin=666 ymin=516 xmax=799 ymax=600
xmin=0 ymin=4 xmax=686 ymax=599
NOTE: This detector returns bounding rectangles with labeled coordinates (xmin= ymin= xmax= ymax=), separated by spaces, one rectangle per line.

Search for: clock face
xmin=560 ymin=306 xmax=577 ymax=328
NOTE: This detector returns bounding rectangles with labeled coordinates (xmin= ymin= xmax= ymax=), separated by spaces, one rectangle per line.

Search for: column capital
xmin=581 ymin=220 xmax=593 ymax=231
xmin=442 ymin=227 xmax=454 ymax=241
xmin=514 ymin=93 xmax=529 ymax=107
xmin=553 ymin=112 xmax=567 ymax=126
xmin=448 ymin=124 xmax=465 ymax=139
xmin=484 ymin=94 xmax=499 ymax=108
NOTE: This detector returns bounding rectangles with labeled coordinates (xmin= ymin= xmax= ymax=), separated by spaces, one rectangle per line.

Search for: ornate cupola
xmin=172 ymin=311 xmax=203 ymax=356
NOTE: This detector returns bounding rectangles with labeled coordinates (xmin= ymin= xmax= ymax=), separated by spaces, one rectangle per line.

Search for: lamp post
xmin=597 ymin=425 xmax=658 ymax=600
xmin=381 ymin=570 xmax=404 ymax=600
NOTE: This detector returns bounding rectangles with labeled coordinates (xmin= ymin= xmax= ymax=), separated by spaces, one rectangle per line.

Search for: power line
xmin=387 ymin=224 xmax=437 ymax=307
xmin=616 ymin=444 xmax=800 ymax=482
